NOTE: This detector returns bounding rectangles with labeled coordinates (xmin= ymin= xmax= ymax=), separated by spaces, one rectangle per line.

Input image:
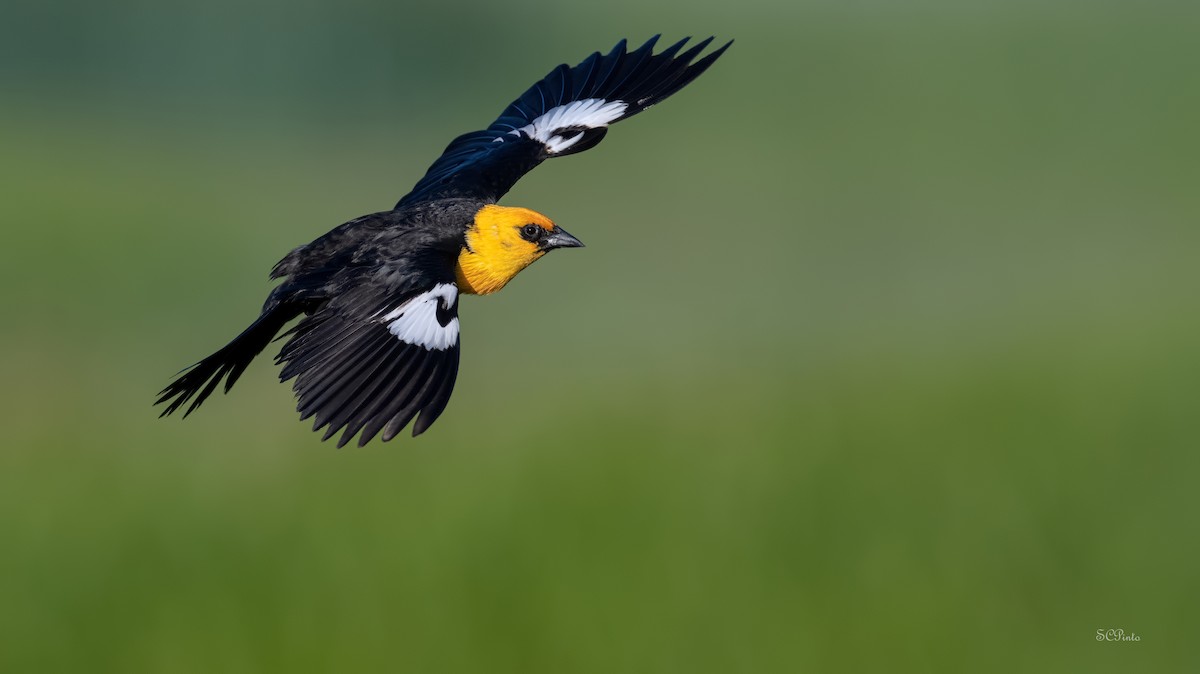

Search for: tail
xmin=156 ymin=306 xmax=298 ymax=418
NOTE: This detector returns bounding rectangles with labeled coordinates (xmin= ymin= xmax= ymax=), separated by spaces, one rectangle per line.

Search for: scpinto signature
xmin=1096 ymin=628 xmax=1141 ymax=642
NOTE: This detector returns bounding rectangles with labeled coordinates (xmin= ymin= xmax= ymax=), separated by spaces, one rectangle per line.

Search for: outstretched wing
xmin=396 ymin=35 xmax=731 ymax=208
xmin=276 ymin=281 xmax=461 ymax=447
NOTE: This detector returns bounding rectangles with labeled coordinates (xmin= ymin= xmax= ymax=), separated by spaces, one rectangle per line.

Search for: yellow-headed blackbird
xmin=157 ymin=35 xmax=731 ymax=446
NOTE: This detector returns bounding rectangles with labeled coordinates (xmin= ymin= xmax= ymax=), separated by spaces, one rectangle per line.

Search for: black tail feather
xmin=156 ymin=307 xmax=296 ymax=418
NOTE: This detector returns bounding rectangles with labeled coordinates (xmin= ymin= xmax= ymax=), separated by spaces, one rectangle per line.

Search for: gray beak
xmin=542 ymin=226 xmax=585 ymax=251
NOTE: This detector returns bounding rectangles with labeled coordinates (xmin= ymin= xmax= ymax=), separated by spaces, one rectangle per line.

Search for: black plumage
xmin=157 ymin=36 xmax=730 ymax=445
xmin=398 ymin=35 xmax=731 ymax=208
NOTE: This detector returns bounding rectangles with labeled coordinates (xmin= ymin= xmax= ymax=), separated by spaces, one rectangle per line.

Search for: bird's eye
xmin=519 ymin=224 xmax=542 ymax=241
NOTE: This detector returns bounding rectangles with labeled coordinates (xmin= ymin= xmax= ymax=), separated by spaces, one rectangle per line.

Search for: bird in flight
xmin=157 ymin=35 xmax=731 ymax=447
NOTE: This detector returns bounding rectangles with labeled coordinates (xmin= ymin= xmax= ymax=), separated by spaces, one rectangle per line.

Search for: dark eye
xmin=519 ymin=224 xmax=542 ymax=241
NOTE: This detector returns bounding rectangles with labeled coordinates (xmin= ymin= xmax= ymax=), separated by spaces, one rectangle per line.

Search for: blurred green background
xmin=1 ymin=0 xmax=1197 ymax=671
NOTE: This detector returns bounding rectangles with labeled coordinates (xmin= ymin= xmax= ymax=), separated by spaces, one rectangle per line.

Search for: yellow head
xmin=455 ymin=205 xmax=585 ymax=295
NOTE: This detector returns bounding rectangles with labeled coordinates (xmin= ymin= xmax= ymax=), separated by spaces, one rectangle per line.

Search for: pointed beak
xmin=542 ymin=226 xmax=585 ymax=251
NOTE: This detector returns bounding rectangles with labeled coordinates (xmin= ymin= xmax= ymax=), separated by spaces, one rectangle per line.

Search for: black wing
xmin=276 ymin=281 xmax=461 ymax=447
xmin=396 ymin=35 xmax=731 ymax=208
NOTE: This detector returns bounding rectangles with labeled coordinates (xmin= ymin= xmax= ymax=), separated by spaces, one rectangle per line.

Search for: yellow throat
xmin=455 ymin=205 xmax=557 ymax=295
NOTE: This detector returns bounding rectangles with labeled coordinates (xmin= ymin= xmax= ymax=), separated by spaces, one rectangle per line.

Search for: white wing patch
xmin=380 ymin=284 xmax=459 ymax=351
xmin=508 ymin=98 xmax=628 ymax=154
